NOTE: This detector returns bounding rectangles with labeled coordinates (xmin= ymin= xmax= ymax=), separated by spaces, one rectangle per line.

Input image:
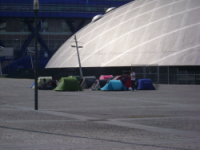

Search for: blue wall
xmin=2 ymin=56 xmax=49 ymax=74
xmin=0 ymin=0 xmax=133 ymax=18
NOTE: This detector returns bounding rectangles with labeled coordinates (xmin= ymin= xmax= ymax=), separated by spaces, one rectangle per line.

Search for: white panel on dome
xmin=82 ymin=38 xmax=100 ymax=55
xmin=167 ymin=13 xmax=185 ymax=33
xmin=151 ymin=5 xmax=170 ymax=22
xmin=102 ymin=27 xmax=118 ymax=46
xmin=108 ymin=16 xmax=121 ymax=29
xmin=134 ymin=11 xmax=153 ymax=28
xmin=188 ymin=0 xmax=200 ymax=9
xmin=132 ymin=0 xmax=146 ymax=9
xmin=139 ymin=1 xmax=157 ymax=14
xmin=186 ymin=8 xmax=200 ymax=26
xmin=120 ymin=18 xmax=135 ymax=36
xmin=87 ymin=25 xmax=105 ymax=43
xmin=130 ymin=27 xmax=148 ymax=54
xmin=169 ymin=0 xmax=188 ymax=15
xmin=122 ymin=7 xmax=140 ymax=22
xmin=147 ymin=19 xmax=167 ymax=40
xmin=163 ymin=31 xmax=181 ymax=52
xmin=99 ymin=39 xmax=116 ymax=54
xmin=182 ymin=26 xmax=199 ymax=50
xmin=114 ymin=4 xmax=129 ymax=16
xmin=144 ymin=38 xmax=161 ymax=53
xmin=157 ymin=0 xmax=173 ymax=8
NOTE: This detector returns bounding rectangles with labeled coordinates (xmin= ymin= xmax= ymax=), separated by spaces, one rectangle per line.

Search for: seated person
xmin=41 ymin=79 xmax=47 ymax=89
xmin=46 ymin=79 xmax=52 ymax=89
xmin=51 ymin=78 xmax=57 ymax=89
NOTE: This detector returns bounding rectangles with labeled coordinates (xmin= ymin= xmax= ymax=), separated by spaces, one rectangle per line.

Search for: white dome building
xmin=46 ymin=0 xmax=200 ymax=83
xmin=46 ymin=0 xmax=200 ymax=68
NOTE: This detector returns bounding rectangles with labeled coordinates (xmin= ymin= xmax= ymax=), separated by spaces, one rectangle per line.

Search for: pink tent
xmin=99 ymin=75 xmax=113 ymax=80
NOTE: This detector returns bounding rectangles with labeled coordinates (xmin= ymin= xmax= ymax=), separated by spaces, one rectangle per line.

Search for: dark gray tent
xmin=80 ymin=76 xmax=96 ymax=89
xmin=90 ymin=79 xmax=108 ymax=90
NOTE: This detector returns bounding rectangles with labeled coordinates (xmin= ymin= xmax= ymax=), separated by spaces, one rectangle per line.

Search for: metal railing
xmin=175 ymin=74 xmax=200 ymax=84
xmin=136 ymin=73 xmax=200 ymax=84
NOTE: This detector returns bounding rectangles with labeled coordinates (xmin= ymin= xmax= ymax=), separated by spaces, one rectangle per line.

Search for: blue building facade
xmin=1 ymin=0 xmax=132 ymax=18
xmin=0 ymin=0 xmax=133 ymax=74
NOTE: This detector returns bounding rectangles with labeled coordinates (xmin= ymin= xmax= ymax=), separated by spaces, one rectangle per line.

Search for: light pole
xmin=71 ymin=35 xmax=83 ymax=78
xmin=34 ymin=0 xmax=39 ymax=110
xmin=28 ymin=48 xmax=34 ymax=69
xmin=0 ymin=46 xmax=4 ymax=76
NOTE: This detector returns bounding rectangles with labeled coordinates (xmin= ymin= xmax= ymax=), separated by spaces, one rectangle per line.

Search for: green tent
xmin=68 ymin=76 xmax=81 ymax=82
xmin=54 ymin=77 xmax=82 ymax=91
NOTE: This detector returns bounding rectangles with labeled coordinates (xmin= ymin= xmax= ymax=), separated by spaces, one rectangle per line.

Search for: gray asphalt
xmin=0 ymin=78 xmax=200 ymax=150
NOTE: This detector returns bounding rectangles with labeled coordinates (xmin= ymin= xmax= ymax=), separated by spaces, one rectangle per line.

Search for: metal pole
xmin=30 ymin=54 xmax=33 ymax=69
xmin=168 ymin=66 xmax=169 ymax=84
xmin=34 ymin=9 xmax=38 ymax=110
xmin=157 ymin=65 xmax=159 ymax=84
xmin=177 ymin=68 xmax=179 ymax=84
xmin=74 ymin=35 xmax=83 ymax=78
xmin=186 ymin=70 xmax=187 ymax=84
xmin=0 ymin=62 xmax=2 ymax=76
xmin=143 ymin=65 xmax=146 ymax=79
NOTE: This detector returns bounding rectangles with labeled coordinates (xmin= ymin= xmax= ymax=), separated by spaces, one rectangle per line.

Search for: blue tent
xmin=101 ymin=80 xmax=127 ymax=91
xmin=136 ymin=79 xmax=155 ymax=90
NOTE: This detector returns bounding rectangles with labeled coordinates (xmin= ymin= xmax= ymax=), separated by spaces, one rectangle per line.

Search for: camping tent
xmin=136 ymin=79 xmax=155 ymax=90
xmin=113 ymin=75 xmax=132 ymax=89
xmin=101 ymin=80 xmax=127 ymax=91
xmin=80 ymin=76 xmax=96 ymax=89
xmin=54 ymin=77 xmax=82 ymax=91
xmin=90 ymin=75 xmax=113 ymax=90
xmin=99 ymin=80 xmax=109 ymax=88
xmin=99 ymin=75 xmax=113 ymax=80
xmin=90 ymin=79 xmax=100 ymax=90
xmin=68 ymin=76 xmax=81 ymax=82
xmin=90 ymin=79 xmax=110 ymax=90
xmin=32 ymin=76 xmax=52 ymax=89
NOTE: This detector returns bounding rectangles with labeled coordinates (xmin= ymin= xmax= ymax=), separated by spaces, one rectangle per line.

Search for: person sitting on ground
xmin=41 ymin=78 xmax=47 ymax=89
xmin=46 ymin=79 xmax=53 ymax=89
xmin=51 ymin=78 xmax=57 ymax=89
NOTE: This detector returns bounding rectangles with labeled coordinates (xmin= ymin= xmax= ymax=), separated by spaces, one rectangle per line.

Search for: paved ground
xmin=0 ymin=78 xmax=200 ymax=150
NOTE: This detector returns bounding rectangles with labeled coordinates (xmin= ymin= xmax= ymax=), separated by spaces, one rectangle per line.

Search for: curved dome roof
xmin=46 ymin=0 xmax=200 ymax=68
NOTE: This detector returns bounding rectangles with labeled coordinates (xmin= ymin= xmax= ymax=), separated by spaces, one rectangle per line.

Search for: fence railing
xmin=136 ymin=73 xmax=200 ymax=84
xmin=175 ymin=74 xmax=200 ymax=84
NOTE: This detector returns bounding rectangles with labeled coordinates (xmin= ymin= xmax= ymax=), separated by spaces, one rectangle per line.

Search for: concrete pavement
xmin=0 ymin=78 xmax=200 ymax=150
